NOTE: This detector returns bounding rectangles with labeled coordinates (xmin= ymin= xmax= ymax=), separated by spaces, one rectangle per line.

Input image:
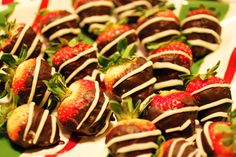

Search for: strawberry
xmin=7 ymin=102 xmax=60 ymax=148
xmin=137 ymin=8 xmax=180 ymax=51
xmin=0 ymin=22 xmax=42 ymax=59
xmin=44 ymin=73 xmax=111 ymax=135
xmin=51 ymin=42 xmax=98 ymax=84
xmin=158 ymin=138 xmax=200 ymax=157
xmin=99 ymin=39 xmax=155 ymax=103
xmin=73 ymin=0 xmax=114 ymax=34
xmin=147 ymin=41 xmax=192 ymax=91
xmin=96 ymin=24 xmax=138 ymax=57
xmin=181 ymin=7 xmax=221 ymax=61
xmin=39 ymin=10 xmax=80 ymax=41
xmin=106 ymin=97 xmax=162 ymax=157
xmin=183 ymin=62 xmax=232 ymax=125
xmin=196 ymin=113 xmax=236 ymax=157
xmin=0 ymin=54 xmax=52 ymax=106
xmin=143 ymin=90 xmax=198 ymax=139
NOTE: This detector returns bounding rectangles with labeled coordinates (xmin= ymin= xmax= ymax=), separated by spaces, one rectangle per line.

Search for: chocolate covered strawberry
xmin=0 ymin=54 xmax=53 ymax=106
xmin=137 ymin=8 xmax=180 ymax=51
xmin=44 ymin=73 xmax=111 ymax=135
xmin=196 ymin=113 xmax=236 ymax=157
xmin=52 ymin=42 xmax=98 ymax=85
xmin=147 ymin=41 xmax=192 ymax=90
xmin=181 ymin=7 xmax=221 ymax=61
xmin=106 ymin=97 xmax=162 ymax=157
xmin=73 ymin=0 xmax=115 ymax=34
xmin=0 ymin=22 xmax=43 ymax=59
xmin=158 ymin=138 xmax=200 ymax=157
xmin=96 ymin=24 xmax=138 ymax=58
xmin=184 ymin=62 xmax=232 ymax=125
xmin=143 ymin=90 xmax=198 ymax=139
xmin=7 ymin=102 xmax=60 ymax=148
xmin=39 ymin=10 xmax=80 ymax=42
xmin=99 ymin=39 xmax=155 ymax=103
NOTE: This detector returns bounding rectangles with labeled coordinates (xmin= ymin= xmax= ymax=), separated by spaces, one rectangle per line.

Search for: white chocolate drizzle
xmin=79 ymin=15 xmax=112 ymax=27
xmin=121 ymin=77 xmax=156 ymax=99
xmin=26 ymin=35 xmax=40 ymax=59
xmin=136 ymin=153 xmax=153 ymax=157
xmin=93 ymin=93 xmax=109 ymax=123
xmin=50 ymin=115 xmax=57 ymax=143
xmin=203 ymin=121 xmax=213 ymax=149
xmin=49 ymin=28 xmax=81 ymax=40
xmin=139 ymin=94 xmax=156 ymax=112
xmin=113 ymin=61 xmax=153 ymax=88
xmin=168 ymin=138 xmax=185 ymax=157
xmin=27 ymin=57 xmax=41 ymax=104
xmin=196 ymin=127 xmax=207 ymax=157
xmin=33 ymin=110 xmax=49 ymax=144
xmin=182 ymin=27 xmax=221 ymax=43
xmin=10 ymin=24 xmax=30 ymax=55
xmin=142 ymin=30 xmax=181 ymax=44
xmin=99 ymin=29 xmax=136 ymax=55
xmin=95 ymin=111 xmax=112 ymax=136
xmin=23 ymin=102 xmax=35 ymax=141
xmin=200 ymin=112 xmax=228 ymax=122
xmin=166 ymin=119 xmax=192 ymax=133
xmin=187 ymin=39 xmax=219 ymax=51
xmin=191 ymin=83 xmax=231 ymax=95
xmin=154 ymin=79 xmax=183 ymax=90
xmin=199 ymin=98 xmax=233 ymax=111
xmin=148 ymin=50 xmax=192 ymax=61
xmin=116 ymin=142 xmax=158 ymax=153
xmin=181 ymin=14 xmax=219 ymax=26
xmin=137 ymin=17 xmax=177 ymax=34
xmin=76 ymin=81 xmax=100 ymax=130
xmin=152 ymin=107 xmax=199 ymax=124
xmin=153 ymin=62 xmax=191 ymax=74
xmin=177 ymin=142 xmax=193 ymax=157
xmin=75 ymin=1 xmax=114 ymax=14
xmin=41 ymin=14 xmax=78 ymax=33
xmin=106 ymin=129 xmax=161 ymax=147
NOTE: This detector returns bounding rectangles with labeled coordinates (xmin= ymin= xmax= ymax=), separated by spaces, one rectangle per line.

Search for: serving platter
xmin=0 ymin=0 xmax=236 ymax=157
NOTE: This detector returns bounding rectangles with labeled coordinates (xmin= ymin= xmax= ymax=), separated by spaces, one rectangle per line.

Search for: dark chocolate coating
xmin=14 ymin=105 xmax=60 ymax=148
xmin=1 ymin=24 xmax=42 ymax=58
xmin=97 ymin=32 xmax=138 ymax=57
xmin=182 ymin=16 xmax=221 ymax=61
xmin=18 ymin=59 xmax=52 ymax=105
xmin=192 ymin=86 xmax=232 ymax=125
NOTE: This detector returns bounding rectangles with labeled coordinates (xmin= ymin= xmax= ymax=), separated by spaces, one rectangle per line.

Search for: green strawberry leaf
xmin=190 ymin=58 xmax=204 ymax=74
xmin=0 ymin=53 xmax=17 ymax=68
xmin=215 ymin=124 xmax=232 ymax=134
xmin=0 ymin=2 xmax=18 ymax=26
xmin=110 ymin=100 xmax=123 ymax=116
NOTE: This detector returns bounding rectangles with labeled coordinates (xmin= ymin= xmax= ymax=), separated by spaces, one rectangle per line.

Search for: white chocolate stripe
xmin=58 ymin=47 xmax=96 ymax=72
xmin=154 ymin=79 xmax=183 ymax=90
xmin=166 ymin=119 xmax=192 ymax=133
xmin=117 ymin=142 xmax=158 ymax=153
xmin=153 ymin=62 xmax=191 ymax=74
xmin=65 ymin=58 xmax=98 ymax=84
xmin=113 ymin=61 xmax=153 ymax=88
xmin=42 ymin=14 xmax=78 ymax=33
xmin=182 ymin=27 xmax=221 ymax=43
xmin=187 ymin=39 xmax=219 ymax=51
xmin=139 ymin=94 xmax=156 ymax=111
xmin=203 ymin=121 xmax=213 ymax=149
xmin=188 ymin=149 xmax=199 ymax=157
xmin=49 ymin=28 xmax=81 ymax=40
xmin=106 ymin=129 xmax=161 ymax=147
xmin=136 ymin=153 xmax=153 ymax=157
xmin=137 ymin=17 xmax=177 ymax=34
xmin=177 ymin=142 xmax=193 ymax=157
xmin=199 ymin=98 xmax=233 ymax=111
xmin=118 ymin=9 xmax=139 ymax=19
xmin=10 ymin=24 xmax=30 ymax=55
xmin=39 ymin=67 xmax=56 ymax=107
xmin=27 ymin=57 xmax=41 ymax=104
xmin=191 ymin=83 xmax=231 ymax=95
xmin=76 ymin=81 xmax=100 ymax=130
xmin=50 ymin=115 xmax=57 ymax=143
xmin=26 ymin=35 xmax=40 ymax=59
xmin=186 ymin=134 xmax=196 ymax=142
xmin=142 ymin=30 xmax=181 ymax=44
xmin=114 ymin=1 xmax=152 ymax=14
xmin=196 ymin=128 xmax=207 ymax=157
xmin=88 ymin=23 xmax=105 ymax=33
xmin=99 ymin=29 xmax=136 ymax=55
xmin=121 ymin=77 xmax=156 ymax=99
xmin=23 ymin=102 xmax=35 ymax=141
xmin=96 ymin=111 xmax=112 ymax=136
xmin=181 ymin=14 xmax=219 ymax=26
xmin=201 ymin=112 xmax=228 ymax=122
xmin=168 ymin=138 xmax=185 ymax=157
xmin=33 ymin=110 xmax=49 ymax=144
xmin=93 ymin=94 xmax=109 ymax=123
xmin=147 ymin=50 xmax=192 ymax=61
xmin=152 ymin=107 xmax=199 ymax=124
xmin=79 ymin=15 xmax=112 ymax=27
xmin=75 ymin=1 xmax=114 ymax=14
